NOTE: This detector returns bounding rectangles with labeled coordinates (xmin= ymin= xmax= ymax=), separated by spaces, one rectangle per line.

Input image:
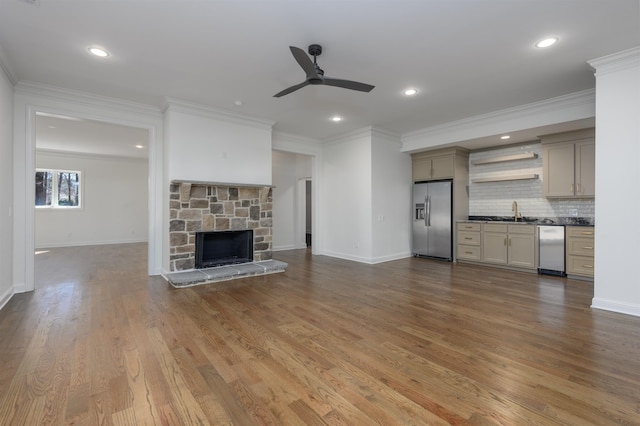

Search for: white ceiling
xmin=35 ymin=113 xmax=150 ymax=159
xmin=1 ymin=0 xmax=639 ymax=156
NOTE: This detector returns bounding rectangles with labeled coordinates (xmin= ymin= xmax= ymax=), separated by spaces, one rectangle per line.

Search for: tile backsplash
xmin=468 ymin=143 xmax=594 ymax=220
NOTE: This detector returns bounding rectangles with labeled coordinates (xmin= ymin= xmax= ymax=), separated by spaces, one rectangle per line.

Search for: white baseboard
xmin=321 ymin=250 xmax=412 ymax=265
xmin=591 ymin=297 xmax=640 ymax=318
xmin=272 ymin=244 xmax=308 ymax=252
xmin=36 ymin=238 xmax=148 ymax=249
xmin=370 ymin=251 xmax=413 ymax=264
xmin=321 ymin=250 xmax=375 ymax=264
xmin=272 ymin=244 xmax=296 ymax=251
xmin=0 ymin=285 xmax=15 ymax=310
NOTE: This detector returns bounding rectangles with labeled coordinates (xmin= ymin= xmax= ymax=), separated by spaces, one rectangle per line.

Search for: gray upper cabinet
xmin=541 ymin=128 xmax=595 ymax=198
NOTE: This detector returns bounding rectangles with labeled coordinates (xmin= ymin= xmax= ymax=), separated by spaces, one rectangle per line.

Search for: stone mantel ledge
xmin=171 ymin=179 xmax=275 ymax=189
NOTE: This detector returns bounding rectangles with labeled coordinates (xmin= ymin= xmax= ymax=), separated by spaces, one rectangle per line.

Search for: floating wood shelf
xmin=472 ymin=173 xmax=539 ymax=183
xmin=471 ymin=152 xmax=538 ymax=165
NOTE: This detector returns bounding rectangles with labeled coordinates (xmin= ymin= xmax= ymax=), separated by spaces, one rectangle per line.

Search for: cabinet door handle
xmin=577 ymin=183 xmax=582 ymax=193
xmin=570 ymin=183 xmax=574 ymax=193
xmin=582 ymin=246 xmax=593 ymax=249
xmin=583 ymin=264 xmax=593 ymax=268
xmin=464 ymin=237 xmax=473 ymax=240
xmin=508 ymin=238 xmax=512 ymax=246
xmin=581 ymin=231 xmax=594 ymax=235
xmin=504 ymin=237 xmax=507 ymax=246
xmin=465 ymin=251 xmax=473 ymax=255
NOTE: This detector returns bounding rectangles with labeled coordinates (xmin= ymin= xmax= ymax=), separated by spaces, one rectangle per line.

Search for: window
xmin=35 ymin=169 xmax=81 ymax=208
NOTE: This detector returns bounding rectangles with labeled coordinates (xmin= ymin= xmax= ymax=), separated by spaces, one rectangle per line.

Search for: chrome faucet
xmin=512 ymin=201 xmax=522 ymax=222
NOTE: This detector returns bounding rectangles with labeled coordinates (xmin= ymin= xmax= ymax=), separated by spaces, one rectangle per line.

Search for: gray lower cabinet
xmin=457 ymin=222 xmax=536 ymax=271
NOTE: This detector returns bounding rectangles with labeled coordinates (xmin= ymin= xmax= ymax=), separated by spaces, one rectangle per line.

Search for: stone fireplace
xmin=169 ymin=181 xmax=273 ymax=272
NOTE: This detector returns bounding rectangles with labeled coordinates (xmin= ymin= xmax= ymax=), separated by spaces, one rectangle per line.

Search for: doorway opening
xmin=33 ymin=113 xmax=151 ymax=287
xmin=305 ymin=179 xmax=312 ymax=248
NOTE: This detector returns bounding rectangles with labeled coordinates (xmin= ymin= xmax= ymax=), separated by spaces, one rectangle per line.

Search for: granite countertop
xmin=459 ymin=216 xmax=594 ymax=226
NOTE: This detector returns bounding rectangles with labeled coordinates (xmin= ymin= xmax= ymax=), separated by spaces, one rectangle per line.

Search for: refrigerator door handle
xmin=425 ymin=195 xmax=431 ymax=227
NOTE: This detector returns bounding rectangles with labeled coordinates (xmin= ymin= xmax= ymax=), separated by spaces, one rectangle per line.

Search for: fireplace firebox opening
xmin=195 ymin=230 xmax=253 ymax=268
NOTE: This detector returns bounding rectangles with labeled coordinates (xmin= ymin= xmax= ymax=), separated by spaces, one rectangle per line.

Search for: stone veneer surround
xmin=169 ymin=181 xmax=273 ymax=271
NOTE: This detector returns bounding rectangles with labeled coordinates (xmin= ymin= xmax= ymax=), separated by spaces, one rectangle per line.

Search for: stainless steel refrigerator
xmin=412 ymin=180 xmax=453 ymax=260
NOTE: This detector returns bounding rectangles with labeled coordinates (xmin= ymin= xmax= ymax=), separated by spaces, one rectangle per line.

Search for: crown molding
xmin=36 ymin=148 xmax=148 ymax=162
xmin=163 ymin=97 xmax=274 ymax=130
xmin=401 ymin=89 xmax=595 ymax=151
xmin=0 ymin=43 xmax=17 ymax=85
xmin=14 ymin=81 xmax=162 ymax=118
xmin=323 ymin=126 xmax=376 ymax=146
xmin=588 ymin=46 xmax=640 ymax=76
xmin=272 ymin=131 xmax=323 ymax=156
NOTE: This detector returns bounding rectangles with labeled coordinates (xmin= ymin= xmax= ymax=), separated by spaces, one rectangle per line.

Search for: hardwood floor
xmin=1 ymin=244 xmax=639 ymax=425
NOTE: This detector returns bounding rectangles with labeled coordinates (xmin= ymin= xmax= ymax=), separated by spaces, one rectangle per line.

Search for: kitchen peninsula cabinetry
xmin=566 ymin=226 xmax=595 ymax=279
xmin=482 ymin=224 xmax=536 ymax=269
xmin=541 ymin=128 xmax=595 ymax=198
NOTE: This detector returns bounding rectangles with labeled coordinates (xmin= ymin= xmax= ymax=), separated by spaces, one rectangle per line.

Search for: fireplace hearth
xmin=195 ymin=230 xmax=253 ymax=268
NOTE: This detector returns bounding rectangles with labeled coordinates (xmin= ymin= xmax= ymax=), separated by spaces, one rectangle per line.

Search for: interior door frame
xmin=13 ymin=85 xmax=163 ymax=292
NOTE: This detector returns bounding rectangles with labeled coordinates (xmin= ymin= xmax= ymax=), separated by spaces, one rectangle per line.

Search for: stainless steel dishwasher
xmin=538 ymin=225 xmax=565 ymax=276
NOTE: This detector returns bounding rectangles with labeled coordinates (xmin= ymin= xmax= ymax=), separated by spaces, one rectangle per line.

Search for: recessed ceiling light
xmin=501 ymin=135 xmax=511 ymax=140
xmin=88 ymin=47 xmax=109 ymax=57
xmin=535 ymin=37 xmax=558 ymax=48
xmin=330 ymin=116 xmax=343 ymax=122
xmin=234 ymin=100 xmax=243 ymax=106
xmin=135 ymin=145 xmax=144 ymax=149
xmin=403 ymin=88 xmax=418 ymax=96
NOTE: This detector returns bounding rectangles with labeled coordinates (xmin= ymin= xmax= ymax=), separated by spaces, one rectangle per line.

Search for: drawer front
xmin=507 ymin=224 xmax=535 ymax=234
xmin=566 ymin=226 xmax=594 ymax=238
xmin=567 ymin=238 xmax=594 ymax=256
xmin=457 ymin=244 xmax=481 ymax=260
xmin=458 ymin=222 xmax=481 ymax=231
xmin=457 ymin=231 xmax=481 ymax=246
xmin=566 ymin=254 xmax=594 ymax=277
xmin=483 ymin=224 xmax=508 ymax=233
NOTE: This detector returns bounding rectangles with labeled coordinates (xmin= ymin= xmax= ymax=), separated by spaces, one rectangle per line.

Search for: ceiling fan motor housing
xmin=308 ymin=44 xmax=322 ymax=56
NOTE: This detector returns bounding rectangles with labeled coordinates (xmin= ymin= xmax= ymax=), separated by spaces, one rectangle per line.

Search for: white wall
xmin=35 ymin=151 xmax=148 ymax=248
xmin=589 ymin=47 xmax=640 ymax=317
xmin=0 ymin=65 xmax=13 ymax=309
xmin=321 ymin=128 xmax=412 ymax=264
xmin=371 ymin=130 xmax=412 ymax=262
xmin=164 ymin=100 xmax=273 ymax=185
xmin=323 ymin=130 xmax=373 ymax=262
xmin=272 ymin=150 xmax=311 ymax=251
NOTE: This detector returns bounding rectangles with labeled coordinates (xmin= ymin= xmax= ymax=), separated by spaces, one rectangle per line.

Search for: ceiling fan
xmin=273 ymin=44 xmax=375 ymax=97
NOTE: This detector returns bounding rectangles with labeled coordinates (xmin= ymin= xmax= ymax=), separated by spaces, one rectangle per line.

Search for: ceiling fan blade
xmin=289 ymin=46 xmax=318 ymax=79
xmin=322 ymin=77 xmax=375 ymax=93
xmin=273 ymin=81 xmax=310 ymax=98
